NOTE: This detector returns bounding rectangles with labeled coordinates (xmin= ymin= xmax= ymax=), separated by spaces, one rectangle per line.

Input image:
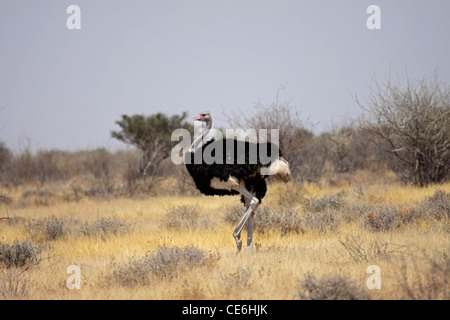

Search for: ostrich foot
xmin=234 ymin=237 xmax=242 ymax=254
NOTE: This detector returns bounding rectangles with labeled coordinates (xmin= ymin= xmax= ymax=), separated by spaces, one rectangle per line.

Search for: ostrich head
xmin=194 ymin=111 xmax=211 ymax=123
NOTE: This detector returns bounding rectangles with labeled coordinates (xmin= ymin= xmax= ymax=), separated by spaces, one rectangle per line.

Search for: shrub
xmin=400 ymin=250 xmax=449 ymax=300
xmin=220 ymin=267 xmax=252 ymax=290
xmin=0 ymin=269 xmax=28 ymax=298
xmin=277 ymin=209 xmax=303 ymax=235
xmin=297 ymin=272 xmax=369 ymax=300
xmin=0 ymin=240 xmax=43 ymax=270
xmin=26 ymin=216 xmax=66 ymax=241
xmin=20 ymin=188 xmax=56 ymax=207
xmin=363 ymin=204 xmax=401 ymax=232
xmin=339 ymin=201 xmax=372 ymax=223
xmin=305 ymin=192 xmax=345 ymax=212
xmin=80 ymin=218 xmax=132 ymax=239
xmin=360 ymin=193 xmax=449 ymax=232
xmin=417 ymin=190 xmax=449 ymax=221
xmin=322 ymin=125 xmax=384 ymax=174
xmin=302 ymin=209 xmax=341 ymax=233
xmin=360 ymin=71 xmax=450 ymax=186
xmin=111 ymin=246 xmax=208 ymax=286
xmin=0 ymin=240 xmax=44 ymax=299
xmin=339 ymin=234 xmax=406 ymax=263
xmin=164 ymin=205 xmax=209 ymax=229
xmin=223 ymin=205 xmax=245 ymax=226
xmin=253 ymin=207 xmax=302 ymax=235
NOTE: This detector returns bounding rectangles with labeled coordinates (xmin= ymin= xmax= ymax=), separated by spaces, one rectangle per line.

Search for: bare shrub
xmin=363 ymin=204 xmax=401 ymax=232
xmin=34 ymin=150 xmax=68 ymax=184
xmin=119 ymin=149 xmax=146 ymax=196
xmin=302 ymin=209 xmax=341 ymax=233
xmin=80 ymin=218 xmax=132 ymax=239
xmin=339 ymin=234 xmax=407 ymax=262
xmin=416 ymin=189 xmax=449 ymax=221
xmin=255 ymin=207 xmax=303 ymax=235
xmin=273 ymin=182 xmax=305 ymax=207
xmin=297 ymin=272 xmax=369 ymax=300
xmin=220 ymin=266 xmax=252 ymax=290
xmin=277 ymin=209 xmax=303 ymax=235
xmin=111 ymin=246 xmax=209 ymax=286
xmin=81 ymin=148 xmax=112 ymax=179
xmin=79 ymin=149 xmax=120 ymax=199
xmin=8 ymin=148 xmax=37 ymax=186
xmin=223 ymin=205 xmax=244 ymax=226
xmin=322 ymin=125 xmax=384 ymax=175
xmin=339 ymin=201 xmax=372 ymax=223
xmin=63 ymin=182 xmax=83 ymax=202
xmin=163 ymin=205 xmax=210 ymax=229
xmin=0 ymin=240 xmax=43 ymax=270
xmin=360 ymin=193 xmax=449 ymax=232
xmin=6 ymin=149 xmax=75 ymax=186
xmin=83 ymin=178 xmax=116 ymax=199
xmin=0 ymin=269 xmax=28 ymax=299
xmin=400 ymin=250 xmax=449 ymax=300
xmin=26 ymin=216 xmax=66 ymax=242
xmin=19 ymin=187 xmax=56 ymax=207
xmin=359 ymin=71 xmax=450 ymax=186
xmin=305 ymin=192 xmax=345 ymax=212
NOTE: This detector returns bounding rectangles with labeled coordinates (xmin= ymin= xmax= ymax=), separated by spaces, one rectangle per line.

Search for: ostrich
xmin=184 ymin=111 xmax=291 ymax=253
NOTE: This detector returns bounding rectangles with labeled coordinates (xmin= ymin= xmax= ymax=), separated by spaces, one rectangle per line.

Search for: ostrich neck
xmin=189 ymin=119 xmax=212 ymax=152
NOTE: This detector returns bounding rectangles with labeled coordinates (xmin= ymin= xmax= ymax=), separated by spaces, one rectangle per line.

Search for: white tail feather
xmin=261 ymin=157 xmax=291 ymax=182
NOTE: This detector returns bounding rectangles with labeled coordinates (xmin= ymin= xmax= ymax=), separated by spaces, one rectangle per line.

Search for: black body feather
xmin=185 ymin=138 xmax=282 ymax=203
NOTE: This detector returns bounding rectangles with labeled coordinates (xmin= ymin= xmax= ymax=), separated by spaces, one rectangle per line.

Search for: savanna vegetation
xmin=0 ymin=72 xmax=448 ymax=300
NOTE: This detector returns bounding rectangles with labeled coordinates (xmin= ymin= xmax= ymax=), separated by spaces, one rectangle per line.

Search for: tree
xmin=359 ymin=71 xmax=450 ymax=186
xmin=111 ymin=112 xmax=193 ymax=177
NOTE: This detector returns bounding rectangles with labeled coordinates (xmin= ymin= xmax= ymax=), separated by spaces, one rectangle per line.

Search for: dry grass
xmin=0 ymin=176 xmax=449 ymax=300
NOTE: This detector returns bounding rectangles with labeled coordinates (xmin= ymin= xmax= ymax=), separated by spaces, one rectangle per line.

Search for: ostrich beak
xmin=194 ymin=115 xmax=204 ymax=121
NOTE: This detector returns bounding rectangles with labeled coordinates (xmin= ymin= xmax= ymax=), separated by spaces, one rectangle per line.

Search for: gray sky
xmin=1 ymin=0 xmax=449 ymax=152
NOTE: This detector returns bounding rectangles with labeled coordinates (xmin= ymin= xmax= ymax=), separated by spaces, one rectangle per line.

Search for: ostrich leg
xmin=246 ymin=211 xmax=254 ymax=252
xmin=233 ymin=188 xmax=259 ymax=253
xmin=242 ymin=198 xmax=254 ymax=252
xmin=243 ymin=196 xmax=259 ymax=252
